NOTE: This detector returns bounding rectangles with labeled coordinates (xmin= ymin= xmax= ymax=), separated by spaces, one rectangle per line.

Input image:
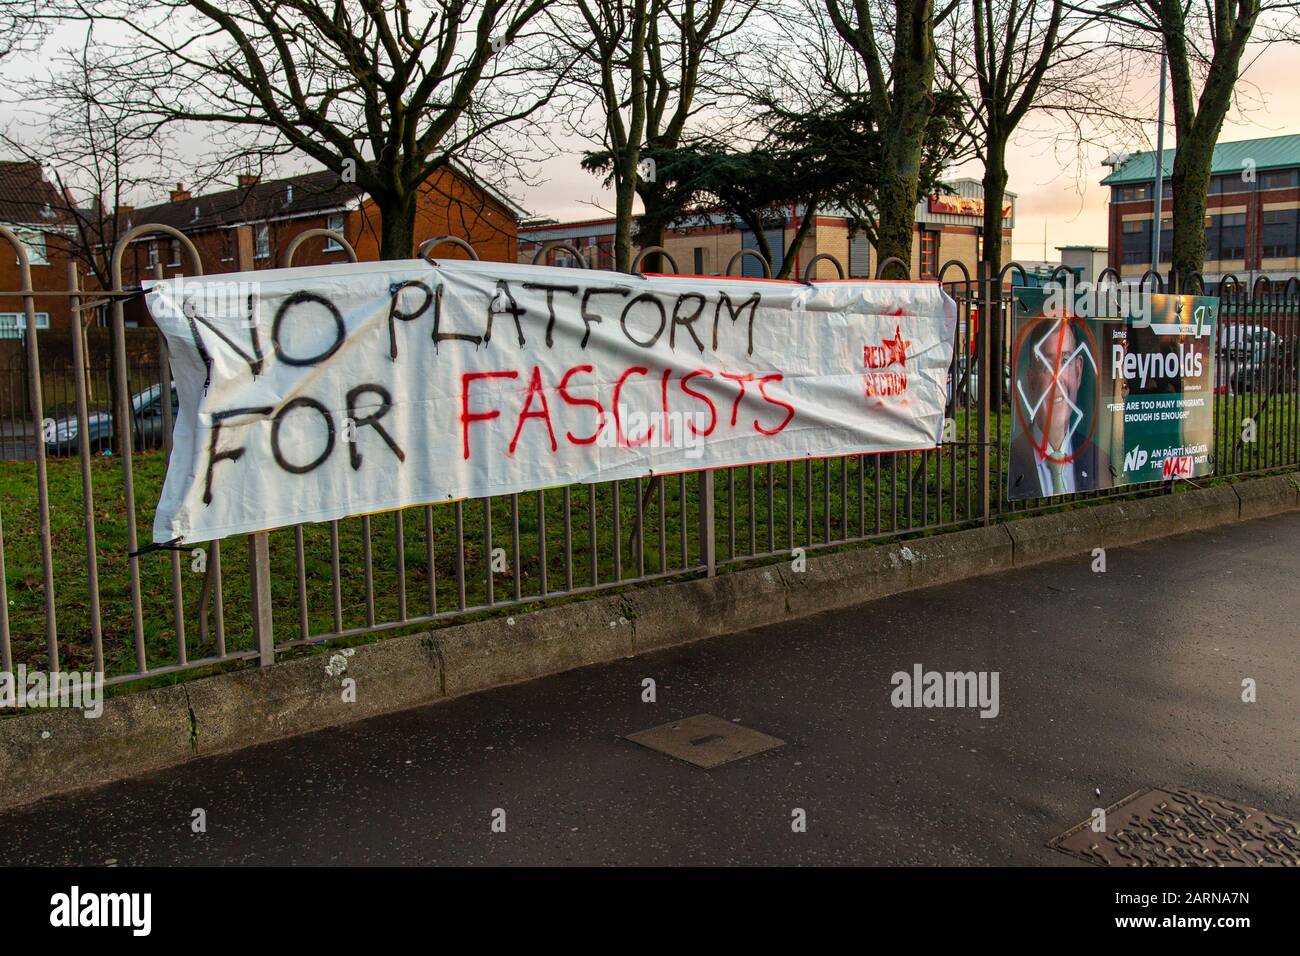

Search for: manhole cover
xmin=625 ymin=714 xmax=784 ymax=769
xmin=1050 ymin=787 xmax=1300 ymax=866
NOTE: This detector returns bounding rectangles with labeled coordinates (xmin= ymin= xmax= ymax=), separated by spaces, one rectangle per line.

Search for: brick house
xmin=0 ymin=161 xmax=75 ymax=337
xmin=112 ymin=163 xmax=525 ymax=325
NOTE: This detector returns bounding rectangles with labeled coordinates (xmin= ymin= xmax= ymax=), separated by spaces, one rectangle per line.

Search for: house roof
xmin=1100 ymin=133 xmax=1300 ymax=186
xmin=131 ymin=169 xmax=363 ymax=233
xmin=0 ymin=161 xmax=71 ymax=227
xmin=130 ymin=160 xmax=527 ymax=234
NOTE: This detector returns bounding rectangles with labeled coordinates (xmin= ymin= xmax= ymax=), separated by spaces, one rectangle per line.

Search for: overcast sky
xmin=4 ymin=19 xmax=1297 ymax=260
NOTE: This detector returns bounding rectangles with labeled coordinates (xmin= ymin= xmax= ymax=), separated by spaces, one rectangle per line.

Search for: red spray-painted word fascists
xmin=460 ymin=363 xmax=795 ymax=460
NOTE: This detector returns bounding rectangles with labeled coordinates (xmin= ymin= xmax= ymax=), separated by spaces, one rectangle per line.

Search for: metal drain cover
xmin=626 ymin=714 xmax=784 ymax=769
xmin=1050 ymin=787 xmax=1300 ymax=866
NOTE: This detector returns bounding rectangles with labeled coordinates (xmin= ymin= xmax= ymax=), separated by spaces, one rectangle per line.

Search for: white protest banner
xmin=146 ymin=258 xmax=957 ymax=544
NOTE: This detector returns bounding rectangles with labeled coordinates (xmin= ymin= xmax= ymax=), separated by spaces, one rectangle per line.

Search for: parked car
xmin=45 ymin=383 xmax=178 ymax=456
xmin=1217 ymin=325 xmax=1284 ymax=394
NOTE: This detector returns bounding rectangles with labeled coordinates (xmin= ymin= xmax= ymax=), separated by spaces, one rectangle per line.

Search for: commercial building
xmin=1057 ymin=245 xmax=1109 ymax=284
xmin=520 ymin=178 xmax=1014 ymax=281
xmin=1102 ymin=133 xmax=1300 ymax=286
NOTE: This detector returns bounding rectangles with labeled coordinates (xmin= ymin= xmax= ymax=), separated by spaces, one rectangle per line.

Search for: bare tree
xmin=46 ymin=0 xmax=571 ymax=260
xmin=569 ymin=0 xmax=759 ymax=271
xmin=1084 ymin=0 xmax=1297 ymax=279
xmin=0 ymin=0 xmax=47 ymax=62
xmin=941 ymin=0 xmax=1078 ymax=274
xmin=1 ymin=35 xmax=173 ymax=294
xmin=824 ymin=0 xmax=965 ymax=266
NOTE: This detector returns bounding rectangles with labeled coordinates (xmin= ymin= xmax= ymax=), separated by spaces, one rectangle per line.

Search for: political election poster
xmin=1008 ymin=285 xmax=1218 ymax=501
xmin=145 ymin=258 xmax=958 ymax=544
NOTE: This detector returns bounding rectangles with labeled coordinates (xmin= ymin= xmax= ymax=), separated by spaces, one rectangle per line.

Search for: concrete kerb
xmin=1 ymin=471 xmax=1297 ymax=811
xmin=1232 ymin=473 xmax=1300 ymax=520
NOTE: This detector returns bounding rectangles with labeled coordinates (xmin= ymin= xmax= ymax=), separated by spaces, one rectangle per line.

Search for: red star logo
xmin=882 ymin=325 xmax=910 ymax=367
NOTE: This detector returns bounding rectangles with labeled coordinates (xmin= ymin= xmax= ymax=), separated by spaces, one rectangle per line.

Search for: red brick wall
xmin=0 ymin=229 xmax=74 ymax=334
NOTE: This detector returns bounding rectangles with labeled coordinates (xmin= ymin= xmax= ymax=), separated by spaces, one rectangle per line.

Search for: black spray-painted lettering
xmin=387 ymin=280 xmax=433 ymax=359
xmin=621 ymin=293 xmax=667 ymax=349
xmin=670 ymin=292 xmax=707 ymax=352
xmin=430 ymin=282 xmax=479 ymax=347
xmin=580 ymin=287 xmax=630 ymax=349
xmin=345 ymin=384 xmax=405 ymax=470
xmin=270 ymin=396 xmax=336 ymax=474
xmin=204 ymin=405 xmax=273 ymax=504
xmin=184 ymin=292 xmax=265 ymax=380
xmin=485 ymin=280 xmax=526 ymax=347
xmin=521 ymin=282 xmax=579 ymax=348
xmin=273 ymin=292 xmax=346 ymax=367
xmin=713 ymin=291 xmax=761 ymax=356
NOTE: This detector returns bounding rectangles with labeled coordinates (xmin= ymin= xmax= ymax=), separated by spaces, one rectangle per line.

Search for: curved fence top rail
xmin=283 ymin=229 xmax=358 ymax=267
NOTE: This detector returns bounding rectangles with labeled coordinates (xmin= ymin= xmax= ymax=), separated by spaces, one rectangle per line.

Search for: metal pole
xmin=699 ymin=470 xmax=716 ymax=576
xmin=977 ymin=260 xmax=993 ymax=525
xmin=236 ymin=225 xmax=274 ymax=665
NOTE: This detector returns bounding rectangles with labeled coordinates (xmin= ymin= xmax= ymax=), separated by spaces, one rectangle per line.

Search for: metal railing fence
xmin=0 ymin=225 xmax=1296 ymax=688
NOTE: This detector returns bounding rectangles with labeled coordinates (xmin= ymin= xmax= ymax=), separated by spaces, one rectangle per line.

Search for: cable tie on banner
xmin=129 ymin=537 xmax=188 ymax=559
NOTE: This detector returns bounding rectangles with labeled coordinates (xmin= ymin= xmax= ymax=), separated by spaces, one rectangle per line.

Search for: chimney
xmin=238 ymin=173 xmax=260 ymax=189
xmin=170 ymin=182 xmax=191 ymax=203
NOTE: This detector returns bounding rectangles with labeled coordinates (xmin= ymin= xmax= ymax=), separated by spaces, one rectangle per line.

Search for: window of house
xmin=1218 ymin=212 xmax=1247 ymax=260
xmin=693 ymin=246 xmax=707 ymax=275
xmin=221 ymin=229 xmax=235 ymax=262
xmin=13 ymin=228 xmax=48 ymax=266
xmin=1157 ymin=216 xmax=1172 ymax=263
xmin=255 ymin=223 xmax=270 ymax=260
xmin=169 ymin=239 xmax=182 ymax=267
xmin=324 ymin=214 xmax=345 ymax=251
xmin=146 ymin=241 xmax=159 ymax=270
xmin=0 ymin=311 xmax=51 ymax=338
xmin=1262 ymin=208 xmax=1298 ymax=258
xmin=1204 ymin=215 xmax=1221 ymax=260
xmin=919 ymin=229 xmax=939 ymax=277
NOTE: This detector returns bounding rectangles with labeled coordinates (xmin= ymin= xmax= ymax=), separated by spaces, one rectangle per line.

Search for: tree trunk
xmin=1159 ymin=2 xmax=1258 ymax=283
xmin=634 ymin=179 xmax=668 ymax=272
xmin=982 ymin=133 xmax=1010 ymax=405
xmin=1168 ymin=147 xmax=1212 ymax=284
xmin=378 ymin=193 xmax=418 ymax=261
xmin=613 ymin=155 xmax=639 ymax=272
xmin=777 ymin=204 xmax=818 ymax=279
xmin=981 ymin=134 xmax=1009 ymax=275
xmin=875 ymin=159 xmax=920 ymax=270
xmin=870 ymin=2 xmax=935 ymax=271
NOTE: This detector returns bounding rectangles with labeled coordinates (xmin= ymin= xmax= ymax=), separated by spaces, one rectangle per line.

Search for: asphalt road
xmin=2 ymin=511 xmax=1297 ymax=866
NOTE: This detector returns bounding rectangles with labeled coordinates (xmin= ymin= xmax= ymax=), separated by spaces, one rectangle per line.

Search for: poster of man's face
xmin=1009 ymin=310 xmax=1112 ymax=500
